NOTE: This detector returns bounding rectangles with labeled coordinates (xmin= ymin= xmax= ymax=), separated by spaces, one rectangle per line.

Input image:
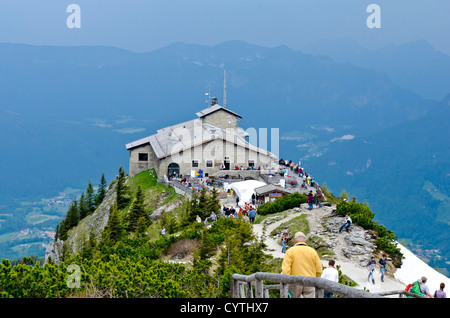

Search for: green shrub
xmin=257 ymin=192 xmax=307 ymax=216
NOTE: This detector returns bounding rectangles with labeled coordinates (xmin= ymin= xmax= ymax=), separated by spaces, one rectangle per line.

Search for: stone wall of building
xmin=128 ymin=143 xmax=159 ymax=177
xmin=128 ymin=108 xmax=277 ymax=180
xmin=201 ymin=109 xmax=239 ymax=133
xmin=156 ymin=138 xmax=276 ymax=181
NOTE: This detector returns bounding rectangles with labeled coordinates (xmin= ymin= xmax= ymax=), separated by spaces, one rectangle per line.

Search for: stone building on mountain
xmin=126 ymin=98 xmax=278 ymax=181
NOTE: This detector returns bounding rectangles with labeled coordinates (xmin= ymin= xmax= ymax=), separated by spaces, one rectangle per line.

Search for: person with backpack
xmin=316 ymin=187 xmax=324 ymax=207
xmin=307 ymin=190 xmax=314 ymax=211
xmin=406 ymin=279 xmax=426 ymax=298
xmin=434 ymin=283 xmax=446 ymax=298
xmin=248 ymin=208 xmax=257 ymax=223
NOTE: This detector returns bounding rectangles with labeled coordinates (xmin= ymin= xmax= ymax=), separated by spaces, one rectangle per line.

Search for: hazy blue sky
xmin=0 ymin=0 xmax=449 ymax=55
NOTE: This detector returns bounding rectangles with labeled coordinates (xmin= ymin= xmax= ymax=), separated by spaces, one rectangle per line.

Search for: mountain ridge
xmin=45 ymin=168 xmax=449 ymax=297
xmin=0 ymin=39 xmax=447 ymax=273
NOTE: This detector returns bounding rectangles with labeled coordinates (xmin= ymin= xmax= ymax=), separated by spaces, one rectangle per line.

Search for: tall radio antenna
xmin=205 ymin=83 xmax=211 ymax=106
xmin=223 ymin=70 xmax=227 ymax=108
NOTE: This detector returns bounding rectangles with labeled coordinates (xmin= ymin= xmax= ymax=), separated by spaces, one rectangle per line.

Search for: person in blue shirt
xmin=248 ymin=208 xmax=257 ymax=223
xmin=379 ymin=254 xmax=387 ymax=282
xmin=339 ymin=214 xmax=352 ymax=233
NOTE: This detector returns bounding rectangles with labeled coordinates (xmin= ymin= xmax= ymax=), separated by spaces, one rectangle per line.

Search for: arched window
xmin=168 ymin=162 xmax=180 ymax=177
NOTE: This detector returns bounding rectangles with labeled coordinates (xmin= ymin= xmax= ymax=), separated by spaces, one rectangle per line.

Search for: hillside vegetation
xmin=0 ymin=169 xmax=402 ymax=298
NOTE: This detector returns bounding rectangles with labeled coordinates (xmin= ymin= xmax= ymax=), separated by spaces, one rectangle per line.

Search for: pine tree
xmin=180 ymin=196 xmax=195 ymax=227
xmin=206 ymin=186 xmax=220 ymax=217
xmin=55 ymin=223 xmax=60 ymax=241
xmin=135 ymin=216 xmax=148 ymax=237
xmin=197 ymin=187 xmax=209 ymax=220
xmin=95 ymin=173 xmax=107 ymax=207
xmin=340 ymin=189 xmax=349 ymax=201
xmin=105 ymin=204 xmax=124 ymax=243
xmin=116 ymin=166 xmax=129 ymax=210
xmin=182 ymin=192 xmax=199 ymax=226
xmin=78 ymin=193 xmax=88 ymax=220
xmin=85 ymin=180 xmax=96 ymax=214
xmin=66 ymin=199 xmax=79 ymax=229
xmin=81 ymin=230 xmax=97 ymax=260
xmin=126 ymin=184 xmax=147 ymax=232
xmin=57 ymin=220 xmax=69 ymax=241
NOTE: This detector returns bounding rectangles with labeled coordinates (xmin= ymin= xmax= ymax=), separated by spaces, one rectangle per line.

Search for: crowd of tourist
xmin=221 ymin=202 xmax=257 ymax=223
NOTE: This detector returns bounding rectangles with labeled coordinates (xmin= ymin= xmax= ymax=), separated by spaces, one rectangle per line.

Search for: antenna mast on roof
xmin=223 ymin=70 xmax=227 ymax=108
xmin=205 ymin=83 xmax=211 ymax=107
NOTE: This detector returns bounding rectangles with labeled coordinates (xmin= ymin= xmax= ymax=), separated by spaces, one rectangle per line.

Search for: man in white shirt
xmin=321 ymin=260 xmax=339 ymax=298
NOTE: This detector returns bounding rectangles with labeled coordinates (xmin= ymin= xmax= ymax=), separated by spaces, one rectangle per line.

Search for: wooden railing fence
xmin=231 ymin=272 xmax=425 ymax=298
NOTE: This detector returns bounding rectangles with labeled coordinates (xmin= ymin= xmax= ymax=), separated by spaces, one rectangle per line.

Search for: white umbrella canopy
xmin=230 ymin=180 xmax=266 ymax=206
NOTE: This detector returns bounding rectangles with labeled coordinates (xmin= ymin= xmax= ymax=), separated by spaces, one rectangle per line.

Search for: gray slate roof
xmin=195 ymin=104 xmax=242 ymax=119
xmin=126 ymin=107 xmax=276 ymax=160
xmin=254 ymin=184 xmax=295 ymax=195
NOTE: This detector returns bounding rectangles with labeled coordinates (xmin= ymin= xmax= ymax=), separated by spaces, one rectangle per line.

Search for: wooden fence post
xmin=315 ymin=288 xmax=324 ymax=298
xmin=280 ymin=283 xmax=289 ymax=298
xmin=246 ymin=282 xmax=253 ymax=298
xmin=231 ymin=277 xmax=239 ymax=298
xmin=255 ymin=279 xmax=264 ymax=298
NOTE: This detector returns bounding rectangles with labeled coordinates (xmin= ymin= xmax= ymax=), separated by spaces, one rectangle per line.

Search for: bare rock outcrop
xmin=44 ymin=184 xmax=116 ymax=264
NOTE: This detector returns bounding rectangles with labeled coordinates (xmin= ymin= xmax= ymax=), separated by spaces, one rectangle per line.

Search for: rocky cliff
xmin=45 ymin=183 xmax=117 ymax=263
xmin=45 ymin=173 xmax=184 ymax=264
xmin=252 ymin=203 xmax=406 ymax=292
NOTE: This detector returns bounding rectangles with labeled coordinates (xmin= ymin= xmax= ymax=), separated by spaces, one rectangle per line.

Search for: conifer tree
xmin=180 ymin=196 xmax=196 ymax=227
xmin=182 ymin=192 xmax=199 ymax=226
xmin=66 ymin=199 xmax=79 ymax=229
xmin=55 ymin=223 xmax=60 ymax=241
xmin=181 ymin=187 xmax=221 ymax=225
xmin=57 ymin=220 xmax=69 ymax=241
xmin=95 ymin=173 xmax=107 ymax=207
xmin=116 ymin=166 xmax=129 ymax=210
xmin=126 ymin=184 xmax=147 ymax=232
xmin=85 ymin=180 xmax=96 ymax=214
xmin=81 ymin=230 xmax=97 ymax=260
xmin=78 ymin=193 xmax=88 ymax=220
xmin=340 ymin=189 xmax=349 ymax=201
xmin=135 ymin=216 xmax=148 ymax=237
xmin=206 ymin=186 xmax=220 ymax=217
xmin=105 ymin=204 xmax=124 ymax=243
xmin=197 ymin=187 xmax=209 ymax=220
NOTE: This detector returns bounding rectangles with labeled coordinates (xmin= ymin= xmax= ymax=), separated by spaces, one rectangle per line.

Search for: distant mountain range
xmin=300 ymin=38 xmax=450 ymax=101
xmin=303 ymin=95 xmax=450 ymax=273
xmin=0 ymin=40 xmax=448 ymax=273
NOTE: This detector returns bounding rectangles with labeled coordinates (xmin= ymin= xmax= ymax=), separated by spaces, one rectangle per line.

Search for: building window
xmin=138 ymin=153 xmax=149 ymax=161
xmin=248 ymin=160 xmax=255 ymax=167
xmin=206 ymin=160 xmax=213 ymax=167
xmin=192 ymin=160 xmax=199 ymax=167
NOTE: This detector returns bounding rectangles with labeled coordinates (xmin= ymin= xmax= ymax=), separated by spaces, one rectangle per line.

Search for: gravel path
xmin=252 ymin=204 xmax=407 ymax=295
